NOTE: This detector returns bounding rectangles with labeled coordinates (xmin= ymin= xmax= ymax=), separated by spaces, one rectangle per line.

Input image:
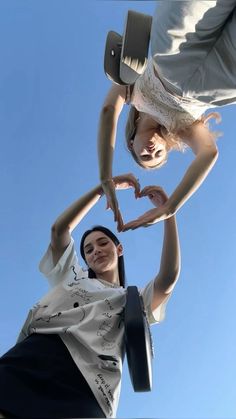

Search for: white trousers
xmin=151 ymin=0 xmax=236 ymax=106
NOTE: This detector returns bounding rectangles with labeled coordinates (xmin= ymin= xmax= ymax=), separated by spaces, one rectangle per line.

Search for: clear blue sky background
xmin=0 ymin=1 xmax=235 ymax=418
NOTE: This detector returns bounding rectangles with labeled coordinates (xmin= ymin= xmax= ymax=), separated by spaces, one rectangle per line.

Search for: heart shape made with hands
xmin=112 ymin=184 xmax=169 ymax=232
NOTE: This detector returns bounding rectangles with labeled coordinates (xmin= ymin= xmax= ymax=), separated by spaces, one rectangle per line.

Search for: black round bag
xmin=124 ymin=286 xmax=154 ymax=392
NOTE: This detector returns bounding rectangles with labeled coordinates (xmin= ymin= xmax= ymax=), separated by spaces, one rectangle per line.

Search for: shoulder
xmin=103 ymin=84 xmax=126 ymax=107
xmin=39 ymin=238 xmax=82 ymax=287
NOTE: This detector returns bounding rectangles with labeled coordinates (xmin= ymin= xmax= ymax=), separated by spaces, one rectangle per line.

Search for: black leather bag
xmin=124 ymin=286 xmax=154 ymax=392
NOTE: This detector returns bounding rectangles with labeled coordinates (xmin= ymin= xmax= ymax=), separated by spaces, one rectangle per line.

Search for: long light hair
xmin=125 ymin=105 xmax=221 ymax=169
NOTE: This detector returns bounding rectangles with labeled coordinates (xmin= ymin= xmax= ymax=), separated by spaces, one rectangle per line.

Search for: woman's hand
xmin=113 ymin=173 xmax=141 ymax=195
xmin=140 ymin=185 xmax=168 ymax=207
xmin=122 ymin=186 xmax=172 ymax=231
xmin=101 ymin=179 xmax=120 ymax=215
xmin=102 ymin=174 xmax=141 ymax=232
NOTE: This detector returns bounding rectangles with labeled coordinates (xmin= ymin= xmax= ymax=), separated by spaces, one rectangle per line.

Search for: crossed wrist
xmin=101 ymin=178 xmax=114 ymax=184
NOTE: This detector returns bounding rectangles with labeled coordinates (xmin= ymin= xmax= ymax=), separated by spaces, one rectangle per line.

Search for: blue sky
xmin=0 ymin=1 xmax=236 ymax=418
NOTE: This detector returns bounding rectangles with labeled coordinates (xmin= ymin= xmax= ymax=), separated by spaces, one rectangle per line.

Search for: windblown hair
xmin=125 ymin=105 xmax=221 ymax=169
xmin=80 ymin=225 xmax=126 ymax=288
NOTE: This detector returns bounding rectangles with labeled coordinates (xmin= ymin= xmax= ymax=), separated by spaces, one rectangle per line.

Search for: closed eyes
xmin=84 ymin=240 xmax=109 ymax=254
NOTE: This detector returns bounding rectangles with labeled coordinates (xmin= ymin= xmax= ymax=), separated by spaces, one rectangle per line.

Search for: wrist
xmin=95 ymin=184 xmax=104 ymax=197
xmin=101 ymin=178 xmax=114 ymax=184
xmin=163 ymin=201 xmax=176 ymax=218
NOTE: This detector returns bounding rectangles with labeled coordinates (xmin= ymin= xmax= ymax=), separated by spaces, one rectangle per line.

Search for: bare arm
xmin=139 ymin=187 xmax=180 ymax=310
xmin=51 ymin=185 xmax=103 ymax=265
xmin=98 ymin=83 xmax=126 ymax=181
xmin=167 ymin=124 xmax=218 ymax=215
xmin=152 ymin=214 xmax=180 ymax=311
xmin=123 ymin=124 xmax=218 ymax=230
xmin=98 ymin=84 xmax=128 ymax=224
xmin=50 ymin=174 xmax=140 ymax=266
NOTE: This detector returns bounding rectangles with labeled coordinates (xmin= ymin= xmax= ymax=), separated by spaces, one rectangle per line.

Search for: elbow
xmin=208 ymin=144 xmax=218 ymax=162
xmin=212 ymin=146 xmax=219 ymax=162
xmin=164 ymin=268 xmax=180 ymax=293
xmin=169 ymin=264 xmax=181 ymax=286
xmin=174 ymin=264 xmax=181 ymax=283
xmin=51 ymin=223 xmax=59 ymax=238
xmin=51 ymin=223 xmax=69 ymax=238
xmin=100 ymin=104 xmax=116 ymax=118
xmin=200 ymin=145 xmax=219 ymax=171
xmin=202 ymin=143 xmax=219 ymax=163
xmin=157 ymin=263 xmax=181 ymax=294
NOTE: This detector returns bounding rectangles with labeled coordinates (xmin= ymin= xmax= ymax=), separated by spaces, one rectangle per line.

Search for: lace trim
xmin=131 ymin=59 xmax=209 ymax=132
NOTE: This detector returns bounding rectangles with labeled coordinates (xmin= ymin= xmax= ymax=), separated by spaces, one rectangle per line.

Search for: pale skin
xmin=0 ymin=175 xmax=180 ymax=418
xmin=83 ymin=231 xmax=123 ymax=286
xmin=50 ymin=174 xmax=180 ymax=312
xmin=98 ymin=83 xmax=219 ymax=231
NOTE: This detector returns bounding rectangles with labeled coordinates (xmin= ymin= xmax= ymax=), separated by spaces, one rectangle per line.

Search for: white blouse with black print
xmin=18 ymin=238 xmax=169 ymax=418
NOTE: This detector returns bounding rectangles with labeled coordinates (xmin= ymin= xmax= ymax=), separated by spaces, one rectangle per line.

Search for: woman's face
xmin=83 ymin=231 xmax=122 ymax=277
xmin=132 ymin=130 xmax=167 ymax=168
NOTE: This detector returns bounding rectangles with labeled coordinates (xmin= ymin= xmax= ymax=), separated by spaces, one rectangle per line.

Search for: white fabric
xmin=131 ymin=58 xmax=211 ymax=132
xmin=131 ymin=0 xmax=236 ymax=132
xmin=17 ymin=238 xmax=169 ymax=418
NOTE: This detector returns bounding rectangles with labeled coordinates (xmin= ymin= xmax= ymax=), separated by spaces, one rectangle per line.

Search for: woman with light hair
xmin=99 ymin=0 xmax=236 ymax=231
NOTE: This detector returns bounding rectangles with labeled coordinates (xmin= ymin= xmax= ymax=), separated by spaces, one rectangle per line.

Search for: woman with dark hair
xmin=0 ymin=174 xmax=180 ymax=418
xmin=99 ymin=0 xmax=236 ymax=231
xmin=80 ymin=225 xmax=126 ymax=288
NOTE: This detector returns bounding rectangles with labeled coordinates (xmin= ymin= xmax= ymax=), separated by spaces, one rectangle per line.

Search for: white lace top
xmin=130 ymin=58 xmax=211 ymax=132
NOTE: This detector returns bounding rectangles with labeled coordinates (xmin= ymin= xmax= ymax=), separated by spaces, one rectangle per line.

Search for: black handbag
xmin=124 ymin=286 xmax=154 ymax=392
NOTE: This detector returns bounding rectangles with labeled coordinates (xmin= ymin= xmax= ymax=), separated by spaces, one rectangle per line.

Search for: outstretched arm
xmin=166 ymin=123 xmax=218 ymax=214
xmin=140 ymin=186 xmax=180 ymax=310
xmin=123 ymin=123 xmax=218 ymax=230
xmin=98 ymin=84 xmax=126 ymax=182
xmin=50 ymin=174 xmax=140 ymax=265
xmin=51 ymin=185 xmax=103 ymax=265
xmin=98 ymin=84 xmax=138 ymax=225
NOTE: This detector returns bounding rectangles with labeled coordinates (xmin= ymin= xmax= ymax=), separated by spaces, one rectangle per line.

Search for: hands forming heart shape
xmin=102 ymin=174 xmax=171 ymax=232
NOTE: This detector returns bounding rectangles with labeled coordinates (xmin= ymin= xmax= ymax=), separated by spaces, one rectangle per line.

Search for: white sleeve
xmin=140 ymin=279 xmax=172 ymax=325
xmin=38 ymin=238 xmax=85 ymax=287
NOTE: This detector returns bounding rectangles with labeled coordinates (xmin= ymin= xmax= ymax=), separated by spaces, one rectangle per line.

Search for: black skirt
xmin=0 ymin=333 xmax=105 ymax=418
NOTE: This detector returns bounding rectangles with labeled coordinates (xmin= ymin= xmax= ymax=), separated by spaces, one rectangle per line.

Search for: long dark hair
xmin=80 ymin=225 xmax=126 ymax=288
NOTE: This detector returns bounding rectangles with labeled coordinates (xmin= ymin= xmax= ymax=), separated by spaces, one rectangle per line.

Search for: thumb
xmin=106 ymin=199 xmax=111 ymax=210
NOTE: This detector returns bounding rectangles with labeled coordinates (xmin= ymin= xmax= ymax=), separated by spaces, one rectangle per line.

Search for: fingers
xmin=140 ymin=185 xmax=164 ymax=197
xmin=111 ymin=195 xmax=120 ymax=223
xmin=122 ymin=221 xmax=148 ymax=231
xmin=105 ymin=199 xmax=111 ymax=210
xmin=117 ymin=210 xmax=124 ymax=233
xmin=129 ymin=174 xmax=141 ymax=198
xmin=106 ymin=198 xmax=119 ymax=221
xmin=105 ymin=199 xmax=123 ymax=225
xmin=140 ymin=186 xmax=168 ymax=206
xmin=113 ymin=203 xmax=120 ymax=223
xmin=122 ymin=222 xmax=137 ymax=232
xmin=112 ymin=173 xmax=141 ymax=196
xmin=122 ymin=216 xmax=148 ymax=231
xmin=134 ymin=179 xmax=141 ymax=198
